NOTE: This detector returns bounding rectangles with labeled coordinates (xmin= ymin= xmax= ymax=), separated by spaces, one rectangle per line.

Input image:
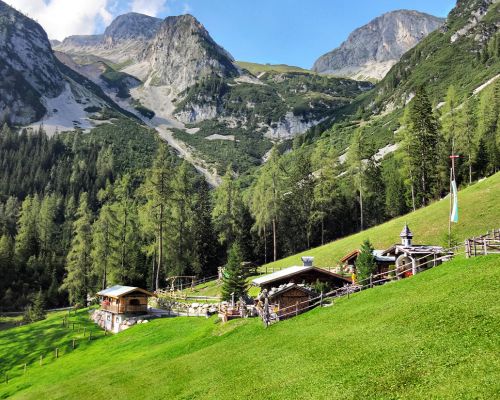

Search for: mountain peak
xmin=312 ymin=10 xmax=445 ymax=81
xmin=104 ymin=12 xmax=162 ymax=42
xmin=143 ymin=13 xmax=238 ymax=92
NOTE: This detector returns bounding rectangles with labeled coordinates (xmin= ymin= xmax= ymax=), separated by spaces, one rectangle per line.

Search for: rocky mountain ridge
xmin=0 ymin=1 xmax=64 ymax=124
xmin=0 ymin=0 xmax=138 ymax=131
xmin=312 ymin=10 xmax=445 ymax=81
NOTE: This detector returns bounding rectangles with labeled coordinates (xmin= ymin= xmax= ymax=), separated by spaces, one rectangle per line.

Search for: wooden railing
xmin=100 ymin=304 xmax=147 ymax=314
xmin=259 ymin=248 xmax=459 ymax=327
xmin=465 ymin=229 xmax=500 ymax=257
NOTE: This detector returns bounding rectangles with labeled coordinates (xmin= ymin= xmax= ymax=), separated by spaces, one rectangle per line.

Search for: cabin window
xmin=129 ymin=298 xmax=140 ymax=306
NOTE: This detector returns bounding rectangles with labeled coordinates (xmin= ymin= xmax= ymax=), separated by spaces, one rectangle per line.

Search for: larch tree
xmin=91 ymin=203 xmax=118 ymax=290
xmin=212 ymin=164 xmax=245 ymax=250
xmin=457 ymin=97 xmax=478 ymax=184
xmin=139 ymin=143 xmax=175 ymax=291
xmin=401 ymin=86 xmax=440 ymax=206
xmin=347 ymin=128 xmax=367 ymax=231
xmin=15 ymin=195 xmax=40 ymax=264
xmin=62 ymin=193 xmax=93 ymax=305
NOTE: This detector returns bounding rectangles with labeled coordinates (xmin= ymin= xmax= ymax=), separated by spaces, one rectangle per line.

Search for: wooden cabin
xmin=252 ymin=261 xmax=350 ymax=292
xmin=96 ymin=285 xmax=155 ymax=333
xmin=340 ymin=249 xmax=396 ymax=275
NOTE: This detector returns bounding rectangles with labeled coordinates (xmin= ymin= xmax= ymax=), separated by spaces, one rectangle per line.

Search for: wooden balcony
xmin=100 ymin=303 xmax=147 ymax=314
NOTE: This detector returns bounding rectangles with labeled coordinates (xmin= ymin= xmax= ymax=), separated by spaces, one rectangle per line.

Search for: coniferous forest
xmin=0 ymin=78 xmax=498 ymax=311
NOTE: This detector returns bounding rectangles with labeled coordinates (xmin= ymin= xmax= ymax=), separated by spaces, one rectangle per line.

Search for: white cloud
xmin=4 ymin=0 xmax=114 ymax=40
xmin=182 ymin=3 xmax=192 ymax=14
xmin=131 ymin=0 xmax=168 ymax=17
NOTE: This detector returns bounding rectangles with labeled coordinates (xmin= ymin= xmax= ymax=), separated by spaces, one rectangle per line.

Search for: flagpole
xmin=449 ymin=166 xmax=453 ymax=247
xmin=449 ymin=137 xmax=458 ymax=247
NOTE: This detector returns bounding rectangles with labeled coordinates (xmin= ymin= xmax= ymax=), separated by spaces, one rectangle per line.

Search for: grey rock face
xmin=312 ymin=10 xmax=445 ymax=80
xmin=0 ymin=0 xmax=65 ymax=124
xmin=103 ymin=12 xmax=162 ymax=42
xmin=144 ymin=14 xmax=238 ymax=93
xmin=55 ymin=13 xmax=163 ymax=63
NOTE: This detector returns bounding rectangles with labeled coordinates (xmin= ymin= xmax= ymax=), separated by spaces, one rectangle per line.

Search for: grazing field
xmin=0 ymin=255 xmax=498 ymax=399
xmin=263 ymin=172 xmax=500 ymax=270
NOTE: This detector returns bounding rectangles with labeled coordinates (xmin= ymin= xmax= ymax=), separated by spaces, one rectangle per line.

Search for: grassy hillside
xmin=0 ymin=255 xmax=498 ymax=399
xmin=236 ymin=61 xmax=313 ymax=75
xmin=263 ymin=172 xmax=500 ymax=270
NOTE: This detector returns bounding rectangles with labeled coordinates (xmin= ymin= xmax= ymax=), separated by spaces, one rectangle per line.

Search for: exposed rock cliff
xmin=312 ymin=10 xmax=445 ymax=81
xmin=143 ymin=14 xmax=239 ymax=93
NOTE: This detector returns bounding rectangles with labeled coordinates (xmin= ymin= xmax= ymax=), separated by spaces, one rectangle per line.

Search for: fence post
xmin=483 ymin=238 xmax=488 ymax=255
xmin=369 ymin=274 xmax=373 ymax=288
xmin=72 ymin=339 xmax=76 ymax=349
xmin=295 ymin=302 xmax=298 ymax=317
xmin=83 ymin=327 xmax=86 ymax=336
xmin=55 ymin=348 xmax=59 ymax=359
xmin=465 ymin=240 xmax=470 ymax=258
xmin=4 ymin=373 xmax=8 ymax=384
xmin=88 ymin=331 xmax=92 ymax=341
xmin=473 ymin=237 xmax=477 ymax=257
xmin=320 ymin=292 xmax=323 ymax=307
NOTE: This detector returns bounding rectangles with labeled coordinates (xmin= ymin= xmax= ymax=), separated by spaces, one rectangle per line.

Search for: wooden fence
xmin=465 ymin=229 xmax=500 ymax=257
xmin=259 ymin=246 xmax=460 ymax=327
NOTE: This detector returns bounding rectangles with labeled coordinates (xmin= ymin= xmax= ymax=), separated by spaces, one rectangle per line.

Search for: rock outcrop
xmin=312 ymin=10 xmax=445 ymax=81
xmin=0 ymin=0 xmax=64 ymax=124
xmin=143 ymin=14 xmax=239 ymax=93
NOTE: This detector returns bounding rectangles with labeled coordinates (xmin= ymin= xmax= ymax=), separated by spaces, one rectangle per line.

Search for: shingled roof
xmin=96 ymin=285 xmax=155 ymax=299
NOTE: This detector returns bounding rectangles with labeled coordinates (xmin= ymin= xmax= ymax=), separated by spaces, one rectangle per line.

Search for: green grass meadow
xmin=0 ymin=255 xmax=498 ymax=399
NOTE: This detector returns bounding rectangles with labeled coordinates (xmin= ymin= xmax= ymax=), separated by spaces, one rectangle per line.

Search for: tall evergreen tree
xmin=62 ymin=193 xmax=93 ymax=305
xmin=221 ymin=243 xmax=247 ymax=302
xmin=355 ymin=239 xmax=377 ymax=282
xmin=400 ymin=86 xmax=440 ymax=206
xmin=15 ymin=195 xmax=40 ymax=264
xmin=347 ymin=128 xmax=367 ymax=230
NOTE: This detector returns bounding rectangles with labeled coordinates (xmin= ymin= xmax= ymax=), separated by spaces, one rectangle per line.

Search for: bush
xmin=22 ymin=290 xmax=46 ymax=323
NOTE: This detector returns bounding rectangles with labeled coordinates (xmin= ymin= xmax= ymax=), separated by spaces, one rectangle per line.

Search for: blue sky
xmin=125 ymin=0 xmax=457 ymax=68
xmin=8 ymin=0 xmax=457 ymax=69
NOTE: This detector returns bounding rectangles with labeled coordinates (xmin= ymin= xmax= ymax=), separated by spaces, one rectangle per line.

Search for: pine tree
xmin=62 ymin=193 xmax=93 ymax=305
xmin=355 ymin=239 xmax=377 ymax=282
xmin=221 ymin=243 xmax=247 ymax=302
xmin=400 ymin=86 xmax=440 ymax=206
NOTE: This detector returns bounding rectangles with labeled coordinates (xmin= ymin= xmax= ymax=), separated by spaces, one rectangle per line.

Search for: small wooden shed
xmin=96 ymin=285 xmax=155 ymax=333
xmin=258 ymin=283 xmax=317 ymax=320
